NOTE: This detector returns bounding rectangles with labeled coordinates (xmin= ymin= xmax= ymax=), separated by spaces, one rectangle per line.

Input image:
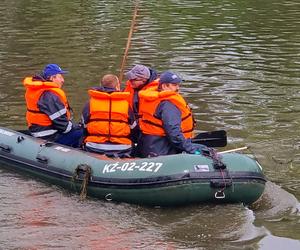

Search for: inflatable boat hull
xmin=0 ymin=127 xmax=266 ymax=206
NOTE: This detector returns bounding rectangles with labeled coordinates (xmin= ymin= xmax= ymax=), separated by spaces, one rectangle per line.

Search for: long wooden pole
xmin=219 ymin=146 xmax=248 ymax=154
xmin=118 ymin=1 xmax=139 ymax=89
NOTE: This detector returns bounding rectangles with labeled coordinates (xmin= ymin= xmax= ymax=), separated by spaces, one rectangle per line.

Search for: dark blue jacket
xmin=138 ymin=100 xmax=207 ymax=157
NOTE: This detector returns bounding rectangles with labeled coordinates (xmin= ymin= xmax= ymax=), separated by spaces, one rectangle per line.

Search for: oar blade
xmin=193 ymin=130 xmax=226 ymax=140
xmin=192 ymin=137 xmax=227 ymax=147
xmin=192 ymin=130 xmax=227 ymax=147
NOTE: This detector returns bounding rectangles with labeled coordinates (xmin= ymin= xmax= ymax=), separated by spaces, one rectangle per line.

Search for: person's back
xmin=138 ymin=71 xmax=207 ymax=157
xmin=23 ymin=64 xmax=82 ymax=147
xmin=82 ymin=74 xmax=136 ymax=157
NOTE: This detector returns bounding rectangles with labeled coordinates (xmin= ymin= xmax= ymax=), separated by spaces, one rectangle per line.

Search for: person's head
xmin=101 ymin=74 xmax=120 ymax=89
xmin=125 ymin=64 xmax=150 ymax=89
xmin=159 ymin=71 xmax=182 ymax=92
xmin=43 ymin=64 xmax=68 ymax=87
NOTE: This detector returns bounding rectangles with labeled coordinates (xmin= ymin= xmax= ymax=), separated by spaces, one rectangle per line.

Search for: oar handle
xmin=219 ymin=146 xmax=248 ymax=154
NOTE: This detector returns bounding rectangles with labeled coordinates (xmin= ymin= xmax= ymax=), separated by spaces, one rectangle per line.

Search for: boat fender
xmin=0 ymin=143 xmax=11 ymax=153
xmin=72 ymin=164 xmax=92 ymax=200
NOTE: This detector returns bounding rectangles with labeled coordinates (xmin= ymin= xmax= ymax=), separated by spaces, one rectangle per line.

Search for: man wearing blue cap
xmin=137 ymin=71 xmax=208 ymax=157
xmin=23 ymin=64 xmax=83 ymax=147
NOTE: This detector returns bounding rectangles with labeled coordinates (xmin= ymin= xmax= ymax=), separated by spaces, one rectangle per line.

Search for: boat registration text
xmin=102 ymin=161 xmax=163 ymax=174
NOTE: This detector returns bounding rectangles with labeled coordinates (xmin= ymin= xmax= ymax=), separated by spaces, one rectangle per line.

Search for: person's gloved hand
xmin=195 ymin=144 xmax=216 ymax=157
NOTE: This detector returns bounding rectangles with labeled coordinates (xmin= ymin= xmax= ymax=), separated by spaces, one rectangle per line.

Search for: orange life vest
xmin=139 ymin=90 xmax=195 ymax=138
xmin=84 ymin=90 xmax=132 ymax=145
xmin=123 ymin=79 xmax=159 ymax=110
xmin=23 ymin=77 xmax=71 ymax=127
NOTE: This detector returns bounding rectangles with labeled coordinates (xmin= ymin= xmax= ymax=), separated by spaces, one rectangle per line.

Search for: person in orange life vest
xmin=124 ymin=65 xmax=159 ymax=151
xmin=23 ymin=64 xmax=83 ymax=147
xmin=81 ymin=74 xmax=137 ymax=157
xmin=124 ymin=64 xmax=159 ymax=120
xmin=137 ymin=71 xmax=209 ymax=157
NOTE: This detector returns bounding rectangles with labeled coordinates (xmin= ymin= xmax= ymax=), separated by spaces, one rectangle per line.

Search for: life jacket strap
xmin=142 ymin=119 xmax=163 ymax=128
xmin=89 ymin=118 xmax=128 ymax=123
xmin=27 ymin=109 xmax=44 ymax=114
xmin=87 ymin=133 xmax=130 ymax=139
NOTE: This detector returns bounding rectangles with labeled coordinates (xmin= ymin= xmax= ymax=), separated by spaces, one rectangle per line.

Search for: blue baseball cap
xmin=43 ymin=64 xmax=68 ymax=79
xmin=159 ymin=71 xmax=182 ymax=84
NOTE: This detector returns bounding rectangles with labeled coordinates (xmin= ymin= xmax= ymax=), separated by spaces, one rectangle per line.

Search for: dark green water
xmin=0 ymin=0 xmax=299 ymax=249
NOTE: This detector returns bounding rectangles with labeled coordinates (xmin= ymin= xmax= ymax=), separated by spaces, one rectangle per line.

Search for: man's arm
xmin=80 ymin=101 xmax=90 ymax=128
xmin=38 ymin=91 xmax=72 ymax=133
xmin=157 ymin=101 xmax=199 ymax=154
xmin=128 ymin=106 xmax=138 ymax=143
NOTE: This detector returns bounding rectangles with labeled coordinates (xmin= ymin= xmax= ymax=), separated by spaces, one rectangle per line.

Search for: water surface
xmin=0 ymin=0 xmax=299 ymax=249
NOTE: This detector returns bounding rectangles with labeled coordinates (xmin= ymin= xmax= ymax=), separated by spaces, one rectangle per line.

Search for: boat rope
xmin=204 ymin=148 xmax=234 ymax=199
xmin=216 ymin=169 xmax=226 ymax=199
xmin=72 ymin=164 xmax=92 ymax=200
xmin=208 ymin=148 xmax=227 ymax=170
xmin=212 ymin=168 xmax=234 ymax=199
xmin=201 ymin=147 xmax=225 ymax=169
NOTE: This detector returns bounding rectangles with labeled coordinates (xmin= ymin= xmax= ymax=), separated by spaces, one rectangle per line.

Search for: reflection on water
xmin=1 ymin=169 xmax=298 ymax=249
xmin=248 ymin=139 xmax=300 ymax=200
xmin=0 ymin=0 xmax=299 ymax=249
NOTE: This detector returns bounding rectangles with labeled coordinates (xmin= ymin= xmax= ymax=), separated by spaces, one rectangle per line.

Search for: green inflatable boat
xmin=0 ymin=127 xmax=266 ymax=206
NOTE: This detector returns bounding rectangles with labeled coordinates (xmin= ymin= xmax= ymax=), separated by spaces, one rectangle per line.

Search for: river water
xmin=0 ymin=0 xmax=299 ymax=249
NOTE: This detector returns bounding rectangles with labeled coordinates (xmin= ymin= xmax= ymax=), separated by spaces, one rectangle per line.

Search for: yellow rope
xmin=72 ymin=164 xmax=92 ymax=201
